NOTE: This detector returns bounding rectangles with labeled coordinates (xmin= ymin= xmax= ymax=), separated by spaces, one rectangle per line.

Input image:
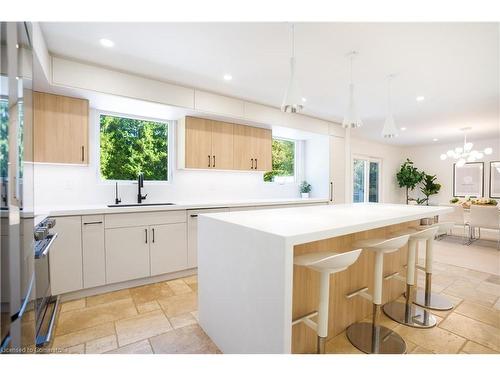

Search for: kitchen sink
xmin=107 ymin=203 xmax=176 ymax=207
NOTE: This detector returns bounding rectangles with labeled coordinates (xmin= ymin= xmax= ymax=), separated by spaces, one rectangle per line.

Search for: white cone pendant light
xmin=342 ymin=51 xmax=362 ymax=128
xmin=382 ymin=74 xmax=398 ymax=138
xmin=282 ymin=24 xmax=303 ymax=113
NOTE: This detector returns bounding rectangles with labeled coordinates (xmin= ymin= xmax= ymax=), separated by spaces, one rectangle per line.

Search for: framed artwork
xmin=490 ymin=161 xmax=500 ymax=198
xmin=453 ymin=162 xmax=484 ymax=197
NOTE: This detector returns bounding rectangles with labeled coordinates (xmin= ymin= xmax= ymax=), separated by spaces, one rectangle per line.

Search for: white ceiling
xmin=40 ymin=22 xmax=499 ymax=145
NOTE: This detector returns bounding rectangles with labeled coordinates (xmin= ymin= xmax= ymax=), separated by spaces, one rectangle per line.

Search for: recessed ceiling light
xmin=400 ymin=127 xmax=407 ymax=131
xmin=433 ymin=138 xmax=438 ymax=142
xmin=223 ymin=74 xmax=232 ymax=81
xmin=99 ymin=38 xmax=115 ymax=48
xmin=416 ymin=96 xmax=425 ymax=102
xmin=301 ymin=97 xmax=307 ymax=102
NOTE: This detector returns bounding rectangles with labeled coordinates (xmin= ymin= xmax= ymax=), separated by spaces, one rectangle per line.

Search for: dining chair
xmin=438 ymin=204 xmax=470 ymax=244
xmin=469 ymin=205 xmax=500 ymax=248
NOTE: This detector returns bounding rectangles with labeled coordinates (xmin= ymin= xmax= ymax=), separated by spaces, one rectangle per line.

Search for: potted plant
xmin=396 ymin=158 xmax=424 ymax=204
xmin=299 ymin=181 xmax=312 ymax=198
xmin=417 ymin=174 xmax=441 ymax=205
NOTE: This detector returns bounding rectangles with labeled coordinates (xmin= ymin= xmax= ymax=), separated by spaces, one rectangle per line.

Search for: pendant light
xmin=381 ymin=74 xmax=398 ymax=138
xmin=281 ymin=24 xmax=303 ymax=113
xmin=342 ymin=51 xmax=362 ymax=128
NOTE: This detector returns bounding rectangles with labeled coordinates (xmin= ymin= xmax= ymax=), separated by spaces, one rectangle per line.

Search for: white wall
xmin=407 ymin=138 xmax=500 ymax=204
xmin=349 ymin=137 xmax=406 ymax=204
xmin=34 ymin=109 xmax=330 ymax=208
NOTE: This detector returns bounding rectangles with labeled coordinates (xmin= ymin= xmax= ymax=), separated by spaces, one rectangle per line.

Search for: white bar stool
xmin=413 ymin=222 xmax=454 ymax=311
xmin=346 ymin=234 xmax=409 ymax=354
xmin=383 ymin=226 xmax=439 ymax=328
xmin=293 ymin=249 xmax=363 ymax=354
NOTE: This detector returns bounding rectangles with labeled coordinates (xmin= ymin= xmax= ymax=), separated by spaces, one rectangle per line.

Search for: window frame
xmin=96 ymin=110 xmax=173 ymax=185
xmin=352 ymin=155 xmax=382 ymax=203
xmin=264 ymin=136 xmax=302 ymax=184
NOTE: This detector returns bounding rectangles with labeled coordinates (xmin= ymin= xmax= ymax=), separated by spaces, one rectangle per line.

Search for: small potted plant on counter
xmin=300 ymin=181 xmax=312 ymax=198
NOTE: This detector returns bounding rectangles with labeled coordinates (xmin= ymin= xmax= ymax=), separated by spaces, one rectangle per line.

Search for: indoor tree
xmin=396 ymin=158 xmax=424 ymax=204
xmin=417 ymin=174 xmax=441 ymax=205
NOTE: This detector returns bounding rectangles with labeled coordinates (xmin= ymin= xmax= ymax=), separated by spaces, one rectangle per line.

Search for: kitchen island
xmin=197 ymin=203 xmax=452 ymax=354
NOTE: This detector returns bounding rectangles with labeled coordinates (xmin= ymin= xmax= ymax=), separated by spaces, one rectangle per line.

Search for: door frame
xmin=352 ymin=155 xmax=382 ymax=203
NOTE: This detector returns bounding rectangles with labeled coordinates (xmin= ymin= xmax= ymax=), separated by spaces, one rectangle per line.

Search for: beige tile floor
xmin=50 ymin=238 xmax=499 ymax=354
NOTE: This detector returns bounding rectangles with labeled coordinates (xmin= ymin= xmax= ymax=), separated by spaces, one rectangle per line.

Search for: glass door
xmin=353 ymin=157 xmax=380 ymax=203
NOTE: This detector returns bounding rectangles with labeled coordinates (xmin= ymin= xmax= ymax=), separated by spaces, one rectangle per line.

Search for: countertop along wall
xmin=407 ymin=138 xmax=500 ymax=204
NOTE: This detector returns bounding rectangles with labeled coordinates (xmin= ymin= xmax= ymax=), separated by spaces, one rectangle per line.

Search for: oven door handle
xmin=35 ymin=233 xmax=58 ymax=259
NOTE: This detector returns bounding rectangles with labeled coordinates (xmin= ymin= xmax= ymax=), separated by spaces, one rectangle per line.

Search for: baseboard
xmin=59 ymin=268 xmax=198 ymax=302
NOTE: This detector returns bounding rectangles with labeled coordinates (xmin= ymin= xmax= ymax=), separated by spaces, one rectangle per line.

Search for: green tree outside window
xmin=264 ymin=138 xmax=295 ymax=182
xmin=100 ymin=114 xmax=168 ymax=181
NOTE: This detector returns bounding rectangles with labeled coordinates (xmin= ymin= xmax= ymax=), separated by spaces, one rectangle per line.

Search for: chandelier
xmin=440 ymin=127 xmax=492 ymax=167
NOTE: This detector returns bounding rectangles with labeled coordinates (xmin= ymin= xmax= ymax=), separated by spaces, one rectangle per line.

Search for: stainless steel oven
xmin=34 ymin=218 xmax=59 ymax=348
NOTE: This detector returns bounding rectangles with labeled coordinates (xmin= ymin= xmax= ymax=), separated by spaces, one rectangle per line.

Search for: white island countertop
xmin=201 ymin=202 xmax=453 ymax=246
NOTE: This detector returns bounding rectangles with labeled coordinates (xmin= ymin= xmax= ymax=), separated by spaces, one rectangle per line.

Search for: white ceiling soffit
xmin=40 ymin=22 xmax=499 ymax=145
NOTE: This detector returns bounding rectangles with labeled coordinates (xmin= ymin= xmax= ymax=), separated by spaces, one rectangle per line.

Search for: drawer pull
xmin=190 ymin=214 xmax=198 ymax=218
xmin=83 ymin=221 xmax=103 ymax=225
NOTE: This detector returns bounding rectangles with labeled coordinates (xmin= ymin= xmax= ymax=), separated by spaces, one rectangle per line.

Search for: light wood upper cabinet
xmin=34 ymin=91 xmax=89 ymax=164
xmin=233 ymin=124 xmax=272 ymax=171
xmin=185 ymin=116 xmax=213 ymax=169
xmin=179 ymin=116 xmax=270 ymax=171
xmin=211 ymin=120 xmax=234 ymax=169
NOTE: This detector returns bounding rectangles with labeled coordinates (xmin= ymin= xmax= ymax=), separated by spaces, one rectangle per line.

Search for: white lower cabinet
xmin=105 ymin=226 xmax=150 ymax=284
xmin=150 ymin=223 xmax=187 ymax=276
xmin=49 ymin=216 xmax=83 ymax=295
xmin=187 ymin=208 xmax=229 ymax=268
xmin=82 ymin=215 xmax=106 ymax=289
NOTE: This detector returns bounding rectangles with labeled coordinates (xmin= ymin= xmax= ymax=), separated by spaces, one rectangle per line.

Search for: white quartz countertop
xmin=35 ymin=197 xmax=328 ymax=217
xmin=200 ymin=203 xmax=453 ymax=245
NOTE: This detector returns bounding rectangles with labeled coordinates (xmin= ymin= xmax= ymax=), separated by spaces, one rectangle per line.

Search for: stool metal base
xmin=413 ymin=290 xmax=454 ymax=311
xmin=346 ymin=322 xmax=406 ymax=354
xmin=383 ymin=301 xmax=437 ymax=328
xmin=317 ymin=336 xmax=326 ymax=354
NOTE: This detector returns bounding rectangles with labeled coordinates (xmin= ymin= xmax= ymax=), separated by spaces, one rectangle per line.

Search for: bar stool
xmin=293 ymin=249 xmax=363 ymax=354
xmin=413 ymin=222 xmax=454 ymax=311
xmin=383 ymin=226 xmax=439 ymax=328
xmin=346 ymin=234 xmax=409 ymax=354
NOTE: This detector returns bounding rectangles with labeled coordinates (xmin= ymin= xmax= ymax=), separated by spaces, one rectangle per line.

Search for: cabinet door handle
xmin=255 ymin=158 xmax=258 ymax=170
xmin=83 ymin=221 xmax=103 ymax=225
xmin=81 ymin=146 xmax=85 ymax=162
xmin=145 ymin=228 xmax=148 ymax=244
xmin=208 ymin=155 xmax=211 ymax=168
xmin=251 ymin=158 xmax=254 ymax=169
xmin=152 ymin=228 xmax=155 ymax=243
xmin=212 ymin=155 xmax=215 ymax=168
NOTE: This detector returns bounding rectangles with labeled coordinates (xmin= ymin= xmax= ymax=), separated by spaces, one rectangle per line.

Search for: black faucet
xmin=114 ymin=182 xmax=122 ymax=205
xmin=137 ymin=173 xmax=147 ymax=203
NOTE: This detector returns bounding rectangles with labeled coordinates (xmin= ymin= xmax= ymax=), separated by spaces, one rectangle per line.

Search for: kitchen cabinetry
xmin=183 ymin=116 xmax=234 ymax=169
xmin=233 ymin=124 xmax=272 ymax=171
xmin=33 ymin=92 xmax=89 ymax=164
xmin=178 ymin=116 xmax=270 ymax=171
xmin=105 ymin=226 xmax=151 ymax=284
xmin=187 ymin=208 xmax=229 ymax=268
xmin=150 ymin=223 xmax=187 ymax=276
xmin=82 ymin=215 xmax=105 ymax=289
xmin=49 ymin=216 xmax=83 ymax=295
xmin=105 ymin=210 xmax=187 ymax=284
